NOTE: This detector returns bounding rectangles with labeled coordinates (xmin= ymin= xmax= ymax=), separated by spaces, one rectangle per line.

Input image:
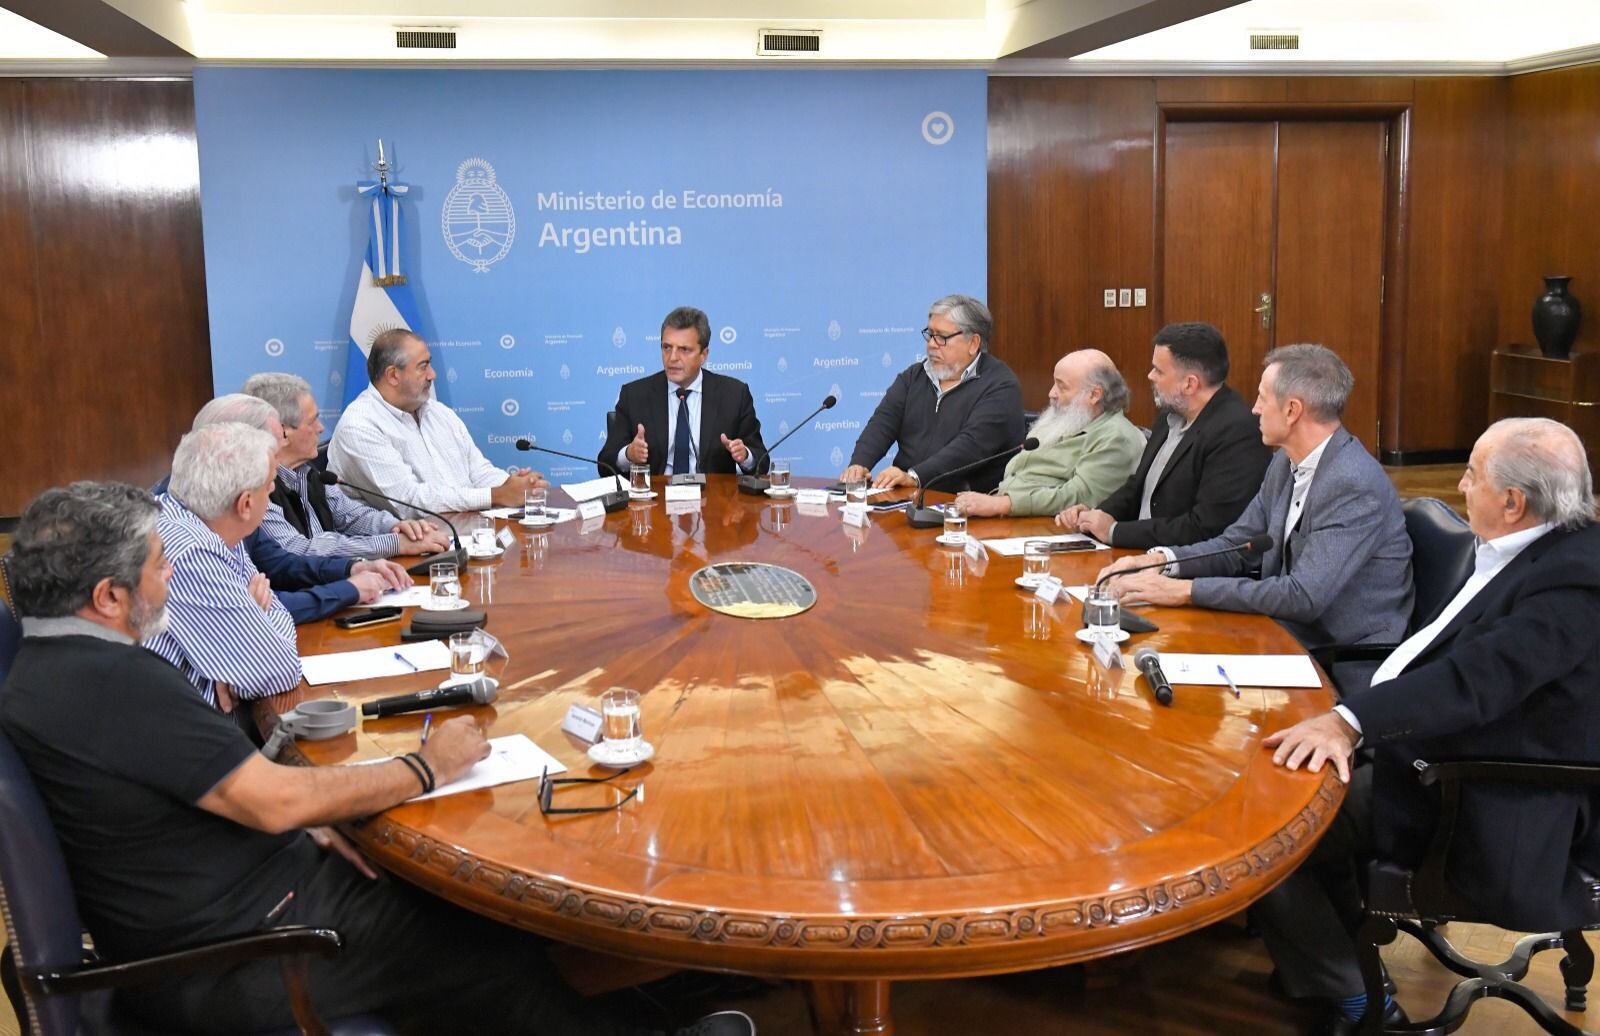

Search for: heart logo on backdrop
xmin=921 ymin=111 xmax=954 ymax=146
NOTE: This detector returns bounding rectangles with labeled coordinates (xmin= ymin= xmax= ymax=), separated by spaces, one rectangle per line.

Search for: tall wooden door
xmin=1162 ymin=120 xmax=1388 ymax=452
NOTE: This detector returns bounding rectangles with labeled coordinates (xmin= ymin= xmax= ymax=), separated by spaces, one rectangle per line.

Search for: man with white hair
xmin=172 ymin=393 xmax=411 ymax=627
xmin=952 ymin=349 xmax=1144 ymax=518
xmin=144 ymin=423 xmax=303 ymax=711
xmin=243 ymin=372 xmax=450 ymax=558
xmin=1254 ymin=417 xmax=1600 ymax=1033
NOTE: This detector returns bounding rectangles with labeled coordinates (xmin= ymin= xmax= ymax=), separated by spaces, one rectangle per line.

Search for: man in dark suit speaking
xmin=1256 ymin=417 xmax=1600 ymax=1032
xmin=598 ymin=306 xmax=765 ymax=477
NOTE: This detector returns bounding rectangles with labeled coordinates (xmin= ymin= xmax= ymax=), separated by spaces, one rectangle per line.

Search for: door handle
xmin=1254 ymin=292 xmax=1273 ymax=328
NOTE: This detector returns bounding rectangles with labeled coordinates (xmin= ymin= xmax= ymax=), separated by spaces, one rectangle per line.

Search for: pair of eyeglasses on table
xmin=538 ymin=765 xmax=639 ymax=815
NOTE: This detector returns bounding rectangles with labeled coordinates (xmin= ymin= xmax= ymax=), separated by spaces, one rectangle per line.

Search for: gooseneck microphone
xmin=738 ymin=393 xmax=838 ymax=496
xmin=314 ymin=471 xmax=465 ymax=573
xmin=1133 ymin=646 xmax=1174 ymax=707
xmin=360 ymin=679 xmax=499 ymax=718
xmin=906 ymin=438 xmax=1041 ymax=529
xmin=515 ymin=439 xmax=628 ymax=513
xmin=1090 ymin=534 xmax=1275 ymax=594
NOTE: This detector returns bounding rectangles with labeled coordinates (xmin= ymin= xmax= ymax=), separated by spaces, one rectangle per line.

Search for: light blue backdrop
xmin=193 ymin=68 xmax=986 ymax=481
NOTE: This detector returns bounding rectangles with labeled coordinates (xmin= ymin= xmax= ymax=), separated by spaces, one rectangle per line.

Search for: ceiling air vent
xmin=758 ymin=29 xmax=822 ymax=56
xmin=1249 ymin=32 xmax=1300 ymax=51
xmin=396 ymin=27 xmax=457 ymax=49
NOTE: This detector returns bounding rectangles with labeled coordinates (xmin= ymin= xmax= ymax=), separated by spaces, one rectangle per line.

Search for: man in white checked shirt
xmin=328 ymin=329 xmax=546 ymax=517
xmin=144 ymin=423 xmax=305 ymax=713
xmin=244 ymin=372 xmax=451 ymax=558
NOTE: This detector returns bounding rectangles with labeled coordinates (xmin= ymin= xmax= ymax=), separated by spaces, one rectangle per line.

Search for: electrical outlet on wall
xmin=1103 ymin=289 xmax=1117 ymax=308
xmin=1118 ymin=288 xmax=1132 ymax=307
xmin=1134 ymin=288 xmax=1147 ymax=307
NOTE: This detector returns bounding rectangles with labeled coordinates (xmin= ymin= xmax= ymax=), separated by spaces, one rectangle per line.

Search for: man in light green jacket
xmin=954 ymin=349 xmax=1145 ymax=519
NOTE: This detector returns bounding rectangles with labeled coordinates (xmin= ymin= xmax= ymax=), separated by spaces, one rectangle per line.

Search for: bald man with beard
xmin=954 ymin=350 xmax=1145 ymax=519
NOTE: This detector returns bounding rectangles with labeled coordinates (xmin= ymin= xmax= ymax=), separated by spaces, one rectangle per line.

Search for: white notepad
xmin=300 ymin=640 xmax=451 ymax=685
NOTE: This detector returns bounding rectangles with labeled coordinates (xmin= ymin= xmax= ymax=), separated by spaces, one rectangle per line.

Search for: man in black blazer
xmin=597 ymin=306 xmax=765 ymax=477
xmin=1256 ymin=417 xmax=1600 ymax=1032
xmin=1057 ymin=322 xmax=1271 ymax=549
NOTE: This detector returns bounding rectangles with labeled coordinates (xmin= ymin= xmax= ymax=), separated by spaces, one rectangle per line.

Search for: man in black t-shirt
xmin=0 ymin=482 xmax=753 ymax=1036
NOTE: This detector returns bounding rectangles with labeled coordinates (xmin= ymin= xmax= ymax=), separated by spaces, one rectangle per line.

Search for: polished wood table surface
xmin=271 ymin=475 xmax=1343 ymax=1034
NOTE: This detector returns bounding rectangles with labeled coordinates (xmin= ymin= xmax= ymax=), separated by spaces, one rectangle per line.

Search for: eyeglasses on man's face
xmin=538 ymin=765 xmax=639 ymax=815
xmin=921 ymin=327 xmax=969 ymax=348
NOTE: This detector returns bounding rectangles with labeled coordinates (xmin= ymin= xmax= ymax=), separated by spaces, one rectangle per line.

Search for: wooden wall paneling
xmin=1156 ymin=77 xmax=1415 ymax=107
xmin=1499 ymin=63 xmax=1600 ymax=358
xmin=1397 ymin=77 xmax=1507 ymax=456
xmin=1 ymin=79 xmax=213 ymax=514
xmin=0 ymin=82 xmax=42 ymax=438
xmin=1159 ymin=120 xmax=1276 ymax=400
xmin=1273 ymin=120 xmax=1389 ymax=453
xmin=988 ymin=78 xmax=1158 ymax=423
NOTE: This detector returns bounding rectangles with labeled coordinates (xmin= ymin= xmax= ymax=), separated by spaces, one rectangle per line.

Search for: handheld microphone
xmin=738 ymin=393 xmax=838 ymax=496
xmin=1133 ymin=646 xmax=1174 ymax=707
xmin=360 ymin=679 xmax=498 ymax=718
xmin=516 ymin=439 xmax=628 ymax=513
xmin=906 ymin=438 xmax=1040 ymax=529
xmin=1091 ymin=534 xmax=1275 ymax=594
xmin=314 ymin=471 xmax=465 ymax=574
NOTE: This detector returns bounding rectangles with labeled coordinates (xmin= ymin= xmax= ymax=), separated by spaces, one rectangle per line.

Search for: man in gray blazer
xmin=1098 ymin=344 xmax=1412 ymax=652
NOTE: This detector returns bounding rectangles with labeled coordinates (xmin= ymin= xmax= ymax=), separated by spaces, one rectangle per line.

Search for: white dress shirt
xmin=1335 ymin=521 xmax=1555 ymax=736
xmin=328 ymin=385 xmax=508 ymax=518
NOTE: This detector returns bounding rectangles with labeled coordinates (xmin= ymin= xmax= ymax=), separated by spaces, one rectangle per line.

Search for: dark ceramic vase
xmin=1532 ymin=275 xmax=1582 ymax=359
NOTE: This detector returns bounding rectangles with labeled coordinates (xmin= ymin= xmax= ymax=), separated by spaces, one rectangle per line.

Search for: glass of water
xmin=428 ymin=561 xmax=461 ymax=609
xmin=769 ymin=459 xmax=791 ymax=493
xmin=630 ymin=462 xmax=652 ymax=496
xmin=1084 ymin=588 xmax=1121 ymax=639
xmin=942 ymin=502 xmax=968 ymax=545
xmin=1022 ymin=540 xmax=1051 ymax=583
xmin=448 ymin=631 xmax=485 ymax=684
xmin=600 ymin=688 xmax=642 ymax=755
xmin=523 ymin=485 xmax=548 ymax=523
xmin=845 ymin=477 xmax=869 ymax=507
xmin=469 ymin=515 xmax=497 ymax=555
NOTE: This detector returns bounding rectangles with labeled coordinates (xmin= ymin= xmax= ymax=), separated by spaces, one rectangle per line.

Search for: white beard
xmin=131 ymin=598 xmax=170 ymax=642
xmin=1028 ymin=396 xmax=1096 ymax=447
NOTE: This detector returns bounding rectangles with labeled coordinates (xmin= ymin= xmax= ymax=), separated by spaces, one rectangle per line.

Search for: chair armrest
xmin=1419 ymin=759 xmax=1600 ymax=790
xmin=35 ymin=925 xmax=342 ymax=996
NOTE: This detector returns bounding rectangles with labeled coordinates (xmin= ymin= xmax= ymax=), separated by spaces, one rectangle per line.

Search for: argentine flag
xmin=343 ymin=176 xmax=431 ymax=408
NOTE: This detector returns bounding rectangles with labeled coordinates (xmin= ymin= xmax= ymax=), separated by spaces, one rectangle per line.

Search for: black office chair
xmin=1356 ymin=760 xmax=1599 ymax=1034
xmin=0 ymin=602 xmax=395 ymax=1036
xmin=1314 ymin=497 xmax=1476 ymax=688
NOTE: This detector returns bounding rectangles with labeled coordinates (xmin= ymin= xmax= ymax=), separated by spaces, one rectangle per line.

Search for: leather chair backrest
xmin=1402 ymin=497 xmax=1477 ymax=632
xmin=0 ymin=726 xmax=87 ymax=1036
xmin=0 ymin=599 xmax=19 ymax=687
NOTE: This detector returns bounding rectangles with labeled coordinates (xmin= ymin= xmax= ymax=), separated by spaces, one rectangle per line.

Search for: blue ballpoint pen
xmin=393 ymin=651 xmax=419 ymax=672
xmin=1217 ymin=664 xmax=1242 ymax=699
xmin=421 ymin=712 xmax=433 ymax=746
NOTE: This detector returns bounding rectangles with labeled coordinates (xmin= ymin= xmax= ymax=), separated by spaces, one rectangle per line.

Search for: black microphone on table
xmin=1133 ymin=646 xmax=1174 ymax=707
xmin=906 ymin=438 xmax=1040 ymax=528
xmin=514 ymin=439 xmax=628 ymax=513
xmin=738 ymin=393 xmax=838 ymax=496
xmin=313 ymin=471 xmax=465 ymax=575
xmin=360 ymin=679 xmax=499 ymax=718
xmin=1090 ymin=534 xmax=1275 ymax=594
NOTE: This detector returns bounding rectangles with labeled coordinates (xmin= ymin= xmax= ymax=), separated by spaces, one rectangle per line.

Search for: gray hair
xmin=928 ymin=294 xmax=992 ymax=351
xmin=367 ymin=328 xmax=420 ymax=385
xmin=242 ymin=372 xmax=313 ymax=429
xmin=1084 ymin=358 xmax=1130 ymax=415
xmin=168 ymin=422 xmax=278 ymax=521
xmin=192 ymin=393 xmax=278 ymax=433
xmin=1263 ymin=344 xmax=1354 ymax=422
xmin=1484 ymin=418 xmax=1595 ymax=531
xmin=7 ymin=482 xmax=159 ymax=618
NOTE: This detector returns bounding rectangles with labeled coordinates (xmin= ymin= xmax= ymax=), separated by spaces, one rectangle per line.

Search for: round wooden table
xmin=276 ymin=475 xmax=1344 ymax=1035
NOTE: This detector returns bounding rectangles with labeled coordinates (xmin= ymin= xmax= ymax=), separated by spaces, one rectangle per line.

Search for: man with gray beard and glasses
xmin=953 ymin=350 xmax=1144 ymax=518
